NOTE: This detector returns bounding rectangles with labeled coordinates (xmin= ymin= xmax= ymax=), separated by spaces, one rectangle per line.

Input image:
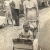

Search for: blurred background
xmin=0 ymin=0 xmax=50 ymax=16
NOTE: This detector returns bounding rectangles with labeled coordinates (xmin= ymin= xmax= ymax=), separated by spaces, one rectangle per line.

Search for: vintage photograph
xmin=0 ymin=0 xmax=50 ymax=50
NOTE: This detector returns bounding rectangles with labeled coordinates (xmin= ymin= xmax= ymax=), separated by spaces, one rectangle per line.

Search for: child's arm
xmin=19 ymin=32 xmax=23 ymax=38
xmin=29 ymin=31 xmax=33 ymax=39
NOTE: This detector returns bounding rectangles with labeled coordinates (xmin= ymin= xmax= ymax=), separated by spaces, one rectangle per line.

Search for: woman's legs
xmin=14 ymin=9 xmax=19 ymax=26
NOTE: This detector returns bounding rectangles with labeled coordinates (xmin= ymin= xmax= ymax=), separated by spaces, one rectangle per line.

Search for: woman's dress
xmin=23 ymin=0 xmax=38 ymax=21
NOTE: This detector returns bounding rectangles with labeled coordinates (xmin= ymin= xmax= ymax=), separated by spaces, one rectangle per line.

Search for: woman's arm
xmin=35 ymin=0 xmax=39 ymax=17
xmin=23 ymin=1 xmax=27 ymax=19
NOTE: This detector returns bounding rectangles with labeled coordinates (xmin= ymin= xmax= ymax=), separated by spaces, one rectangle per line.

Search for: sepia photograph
xmin=0 ymin=0 xmax=50 ymax=50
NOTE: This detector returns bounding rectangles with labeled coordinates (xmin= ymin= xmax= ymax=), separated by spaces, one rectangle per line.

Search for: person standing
xmin=11 ymin=0 xmax=21 ymax=26
xmin=4 ymin=0 xmax=13 ymax=25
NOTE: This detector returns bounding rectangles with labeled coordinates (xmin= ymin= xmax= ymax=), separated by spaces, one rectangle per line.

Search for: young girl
xmin=4 ymin=0 xmax=13 ymax=25
xmin=20 ymin=21 xmax=38 ymax=50
xmin=20 ymin=21 xmax=33 ymax=39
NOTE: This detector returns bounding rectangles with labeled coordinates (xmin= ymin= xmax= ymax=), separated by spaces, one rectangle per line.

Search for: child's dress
xmin=20 ymin=30 xmax=33 ymax=39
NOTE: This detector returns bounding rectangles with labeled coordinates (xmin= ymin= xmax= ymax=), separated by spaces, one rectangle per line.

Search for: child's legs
xmin=5 ymin=11 xmax=9 ymax=24
xmin=9 ymin=7 xmax=13 ymax=25
xmin=7 ymin=20 xmax=9 ymax=24
xmin=10 ymin=19 xmax=13 ymax=25
xmin=33 ymin=39 xmax=38 ymax=50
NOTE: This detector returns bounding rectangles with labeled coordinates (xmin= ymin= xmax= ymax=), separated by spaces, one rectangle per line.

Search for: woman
xmin=23 ymin=0 xmax=39 ymax=39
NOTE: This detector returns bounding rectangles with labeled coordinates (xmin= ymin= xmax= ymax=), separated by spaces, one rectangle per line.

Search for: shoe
xmin=14 ymin=23 xmax=19 ymax=26
xmin=14 ymin=24 xmax=19 ymax=26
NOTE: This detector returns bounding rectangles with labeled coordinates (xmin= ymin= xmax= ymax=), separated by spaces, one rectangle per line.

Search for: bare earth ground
xmin=0 ymin=7 xmax=50 ymax=50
